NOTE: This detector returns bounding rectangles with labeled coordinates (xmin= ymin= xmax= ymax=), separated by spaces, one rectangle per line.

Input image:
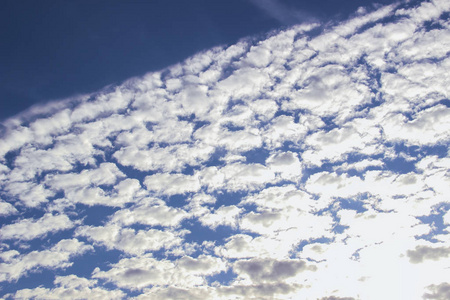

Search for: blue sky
xmin=1 ymin=0 xmax=450 ymax=299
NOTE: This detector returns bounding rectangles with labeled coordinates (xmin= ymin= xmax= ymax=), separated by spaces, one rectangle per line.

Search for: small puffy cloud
xmin=215 ymin=232 xmax=307 ymax=259
xmin=0 ymin=201 xmax=18 ymax=216
xmin=193 ymin=123 xmax=262 ymax=153
xmin=0 ymin=213 xmax=75 ymax=241
xmin=134 ymin=286 xmax=213 ymax=300
xmin=70 ymin=88 xmax=133 ymax=123
xmin=8 ymin=147 xmax=73 ymax=181
xmin=174 ymin=85 xmax=212 ymax=116
xmin=240 ymin=184 xmax=317 ymax=211
xmin=177 ymin=255 xmax=227 ymax=274
xmin=4 ymin=181 xmax=55 ymax=207
xmin=423 ymin=282 xmax=450 ymax=300
xmin=444 ymin=210 xmax=450 ymax=225
xmin=338 ymin=208 xmax=430 ymax=244
xmin=333 ymin=159 xmax=384 ymax=172
xmin=49 ymin=178 xmax=144 ymax=208
xmin=8 ymin=275 xmax=126 ymax=300
xmin=0 ymin=239 xmax=92 ymax=282
xmin=46 ymin=162 xmax=125 ymax=190
xmin=305 ymin=170 xmax=427 ymax=202
xmin=199 ymin=205 xmax=242 ymax=229
xmin=215 ymin=68 xmax=270 ymax=99
xmin=262 ymin=115 xmax=308 ymax=149
xmin=302 ymin=123 xmax=380 ymax=165
xmin=239 ymin=207 xmax=334 ymax=241
xmin=108 ymin=198 xmax=188 ymax=227
xmin=76 ymin=225 xmax=185 ymax=256
xmin=92 ymin=254 xmax=226 ymax=290
xmin=248 ymin=99 xmax=278 ymax=122
xmin=266 ymin=151 xmax=302 ymax=180
xmin=0 ymin=126 xmax=34 ymax=158
xmin=199 ymin=162 xmax=276 ymax=192
xmin=380 ymin=104 xmax=450 ymax=145
xmin=215 ymin=234 xmax=270 ymax=259
xmin=144 ymin=173 xmax=201 ymax=195
xmin=281 ymin=65 xmax=371 ymax=120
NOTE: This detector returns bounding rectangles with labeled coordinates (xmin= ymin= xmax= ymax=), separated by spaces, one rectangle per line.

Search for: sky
xmin=0 ymin=0 xmax=449 ymax=299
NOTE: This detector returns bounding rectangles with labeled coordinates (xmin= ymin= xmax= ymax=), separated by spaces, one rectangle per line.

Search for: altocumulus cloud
xmin=1 ymin=0 xmax=450 ymax=299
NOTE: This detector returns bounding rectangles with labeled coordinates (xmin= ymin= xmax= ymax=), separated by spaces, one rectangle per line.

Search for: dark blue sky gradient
xmin=1 ymin=0 xmax=399 ymax=121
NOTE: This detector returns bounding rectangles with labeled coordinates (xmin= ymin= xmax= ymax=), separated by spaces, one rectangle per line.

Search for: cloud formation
xmin=1 ymin=0 xmax=450 ymax=298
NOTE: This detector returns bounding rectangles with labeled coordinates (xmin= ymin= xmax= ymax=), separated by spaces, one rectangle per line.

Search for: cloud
xmin=407 ymin=245 xmax=450 ymax=264
xmin=199 ymin=205 xmax=242 ymax=229
xmin=144 ymin=173 xmax=201 ymax=195
xmin=216 ymin=282 xmax=304 ymax=299
xmin=7 ymin=275 xmax=125 ymax=300
xmin=108 ymin=198 xmax=188 ymax=227
xmin=75 ymin=225 xmax=186 ymax=255
xmin=423 ymin=282 xmax=450 ymax=300
xmin=198 ymin=162 xmax=276 ymax=192
xmin=0 ymin=201 xmax=18 ymax=216
xmin=0 ymin=239 xmax=92 ymax=282
xmin=248 ymin=0 xmax=316 ymax=25
xmin=0 ymin=213 xmax=75 ymax=241
xmin=92 ymin=254 xmax=226 ymax=290
xmin=233 ymin=258 xmax=315 ymax=283
xmin=4 ymin=181 xmax=55 ymax=207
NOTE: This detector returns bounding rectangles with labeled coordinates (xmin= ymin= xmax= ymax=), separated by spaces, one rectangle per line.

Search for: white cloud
xmin=92 ymin=254 xmax=227 ymax=290
xmin=108 ymin=198 xmax=188 ymax=227
xmin=333 ymin=159 xmax=384 ymax=172
xmin=144 ymin=173 xmax=201 ymax=195
xmin=215 ymin=230 xmax=315 ymax=260
xmin=114 ymin=143 xmax=215 ymax=172
xmin=8 ymin=147 xmax=73 ymax=182
xmin=215 ymin=67 xmax=270 ymax=99
xmin=266 ymin=151 xmax=302 ymax=180
xmin=198 ymin=162 xmax=276 ymax=192
xmin=305 ymin=170 xmax=428 ymax=202
xmin=240 ymin=184 xmax=318 ymax=211
xmin=76 ymin=225 xmax=186 ymax=255
xmin=8 ymin=275 xmax=126 ymax=300
xmin=0 ymin=239 xmax=92 ymax=282
xmin=302 ymin=122 xmax=381 ymax=165
xmin=380 ymin=104 xmax=450 ymax=145
xmin=0 ymin=213 xmax=75 ymax=241
xmin=132 ymin=286 xmax=213 ymax=300
xmin=4 ymin=181 xmax=55 ymax=207
xmin=199 ymin=205 xmax=242 ymax=229
xmin=0 ymin=201 xmax=18 ymax=216
xmin=262 ymin=115 xmax=309 ymax=149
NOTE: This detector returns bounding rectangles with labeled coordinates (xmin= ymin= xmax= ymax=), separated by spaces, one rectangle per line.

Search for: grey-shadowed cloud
xmin=407 ymin=245 xmax=450 ymax=264
xmin=423 ymin=282 xmax=450 ymax=300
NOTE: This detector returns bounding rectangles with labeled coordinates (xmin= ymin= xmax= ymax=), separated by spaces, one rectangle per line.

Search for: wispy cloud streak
xmin=248 ymin=0 xmax=317 ymax=25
